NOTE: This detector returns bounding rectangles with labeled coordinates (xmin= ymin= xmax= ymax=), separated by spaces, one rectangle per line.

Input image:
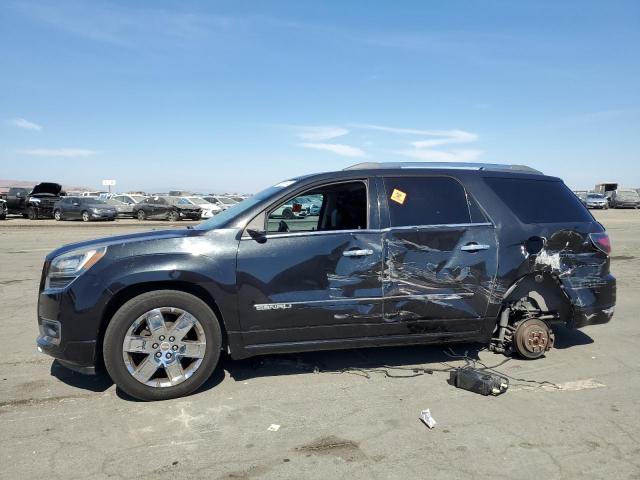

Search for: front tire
xmin=27 ymin=207 xmax=39 ymax=220
xmin=167 ymin=210 xmax=180 ymax=222
xmin=81 ymin=210 xmax=90 ymax=222
xmin=137 ymin=209 xmax=147 ymax=220
xmin=103 ymin=290 xmax=222 ymax=401
xmin=54 ymin=209 xmax=62 ymax=221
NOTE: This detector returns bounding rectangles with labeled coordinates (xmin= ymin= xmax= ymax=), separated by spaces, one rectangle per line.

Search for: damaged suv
xmin=37 ymin=162 xmax=615 ymax=400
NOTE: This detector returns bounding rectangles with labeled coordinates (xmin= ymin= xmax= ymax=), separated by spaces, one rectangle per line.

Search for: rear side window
xmin=485 ymin=177 xmax=592 ymax=223
xmin=384 ymin=176 xmax=472 ymax=227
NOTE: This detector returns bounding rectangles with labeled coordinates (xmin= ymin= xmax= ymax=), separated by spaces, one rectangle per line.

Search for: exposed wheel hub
xmin=512 ymin=317 xmax=555 ymax=359
xmin=524 ymin=327 xmax=548 ymax=353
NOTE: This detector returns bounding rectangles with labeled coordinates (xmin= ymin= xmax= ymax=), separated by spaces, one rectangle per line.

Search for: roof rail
xmin=343 ymin=161 xmax=542 ymax=174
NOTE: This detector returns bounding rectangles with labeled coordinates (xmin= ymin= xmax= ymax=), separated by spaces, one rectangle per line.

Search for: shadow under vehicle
xmin=36 ymin=162 xmax=615 ymax=400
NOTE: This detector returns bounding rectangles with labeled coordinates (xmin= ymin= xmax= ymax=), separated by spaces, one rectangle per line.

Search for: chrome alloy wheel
xmin=122 ymin=307 xmax=207 ymax=388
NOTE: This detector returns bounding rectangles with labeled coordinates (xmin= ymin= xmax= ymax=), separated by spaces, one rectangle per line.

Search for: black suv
xmin=36 ymin=162 xmax=616 ymax=400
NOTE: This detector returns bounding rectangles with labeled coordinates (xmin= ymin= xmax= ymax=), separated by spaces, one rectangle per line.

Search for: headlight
xmin=45 ymin=247 xmax=107 ymax=289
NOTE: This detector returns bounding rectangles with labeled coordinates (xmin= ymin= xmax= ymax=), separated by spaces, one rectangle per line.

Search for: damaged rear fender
xmin=501 ymin=273 xmax=572 ymax=324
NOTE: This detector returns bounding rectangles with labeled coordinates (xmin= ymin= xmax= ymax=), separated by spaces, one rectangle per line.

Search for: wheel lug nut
xmin=172 ymin=345 xmax=178 ymax=351
xmin=165 ymin=353 xmax=172 ymax=359
xmin=169 ymin=336 xmax=175 ymax=342
xmin=152 ymin=343 xmax=159 ymax=349
xmin=159 ymin=335 xmax=165 ymax=341
xmin=155 ymin=352 xmax=161 ymax=358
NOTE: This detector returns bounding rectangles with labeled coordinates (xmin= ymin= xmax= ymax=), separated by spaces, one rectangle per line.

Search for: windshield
xmin=196 ymin=183 xmax=292 ymax=230
xmin=587 ymin=194 xmax=604 ymax=199
xmin=129 ymin=195 xmax=145 ymax=203
xmin=188 ymin=197 xmax=210 ymax=204
xmin=218 ymin=197 xmax=237 ymax=205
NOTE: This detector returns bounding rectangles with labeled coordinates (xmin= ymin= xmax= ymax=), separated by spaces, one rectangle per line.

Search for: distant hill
xmin=0 ymin=179 xmax=91 ymax=194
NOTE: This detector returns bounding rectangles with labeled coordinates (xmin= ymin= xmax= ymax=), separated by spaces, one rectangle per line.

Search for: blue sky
xmin=1 ymin=0 xmax=639 ymax=192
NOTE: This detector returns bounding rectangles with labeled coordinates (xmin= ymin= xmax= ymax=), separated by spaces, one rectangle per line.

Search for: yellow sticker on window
xmin=390 ymin=188 xmax=407 ymax=205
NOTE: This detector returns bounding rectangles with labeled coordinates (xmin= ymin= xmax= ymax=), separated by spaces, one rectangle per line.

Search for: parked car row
xmin=1 ymin=184 xmax=248 ymax=221
xmin=574 ymin=188 xmax=640 ymax=209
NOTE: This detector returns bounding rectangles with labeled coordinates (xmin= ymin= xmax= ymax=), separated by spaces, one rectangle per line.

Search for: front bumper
xmin=36 ymin=275 xmax=112 ymax=374
xmin=91 ymin=210 xmax=117 ymax=220
xmin=37 ymin=333 xmax=97 ymax=374
xmin=179 ymin=211 xmax=201 ymax=220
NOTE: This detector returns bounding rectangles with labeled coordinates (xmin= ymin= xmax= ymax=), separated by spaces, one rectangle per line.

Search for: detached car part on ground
xmin=37 ymin=162 xmax=615 ymax=401
xmin=132 ymin=196 xmax=202 ymax=221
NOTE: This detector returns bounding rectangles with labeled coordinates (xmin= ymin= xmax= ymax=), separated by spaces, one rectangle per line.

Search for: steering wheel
xmin=278 ymin=220 xmax=290 ymax=232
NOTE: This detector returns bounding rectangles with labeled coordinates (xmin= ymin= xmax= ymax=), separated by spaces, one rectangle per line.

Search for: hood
xmin=46 ymin=228 xmax=202 ymax=260
xmin=31 ymin=182 xmax=63 ymax=196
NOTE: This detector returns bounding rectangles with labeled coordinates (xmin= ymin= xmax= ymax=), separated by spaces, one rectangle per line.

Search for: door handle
xmin=343 ymin=249 xmax=374 ymax=257
xmin=460 ymin=243 xmax=490 ymax=252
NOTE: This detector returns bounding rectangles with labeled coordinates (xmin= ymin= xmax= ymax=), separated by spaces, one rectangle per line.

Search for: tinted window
xmin=384 ymin=176 xmax=472 ymax=227
xmin=485 ymin=177 xmax=592 ymax=223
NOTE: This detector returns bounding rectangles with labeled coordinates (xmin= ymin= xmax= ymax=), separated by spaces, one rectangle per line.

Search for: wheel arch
xmin=502 ymin=272 xmax=572 ymax=322
xmin=97 ymin=281 xmax=228 ymax=364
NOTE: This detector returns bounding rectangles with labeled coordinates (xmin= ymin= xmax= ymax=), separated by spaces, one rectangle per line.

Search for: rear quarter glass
xmin=484 ymin=177 xmax=593 ymax=224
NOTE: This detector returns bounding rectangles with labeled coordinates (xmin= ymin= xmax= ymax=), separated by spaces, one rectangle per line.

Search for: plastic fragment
xmin=267 ymin=424 xmax=281 ymax=432
xmin=419 ymin=409 xmax=436 ymax=429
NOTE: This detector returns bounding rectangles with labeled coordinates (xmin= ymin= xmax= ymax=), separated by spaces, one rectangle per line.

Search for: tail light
xmin=589 ymin=232 xmax=611 ymax=255
xmin=292 ymin=202 xmax=302 ymax=213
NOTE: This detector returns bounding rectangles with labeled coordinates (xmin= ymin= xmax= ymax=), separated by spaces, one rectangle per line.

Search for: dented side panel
xmin=382 ymin=225 xmax=498 ymax=334
xmin=236 ymin=231 xmax=385 ymax=344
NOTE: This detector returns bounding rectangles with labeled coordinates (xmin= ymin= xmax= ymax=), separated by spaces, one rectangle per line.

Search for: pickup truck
xmin=5 ymin=183 xmax=64 ymax=219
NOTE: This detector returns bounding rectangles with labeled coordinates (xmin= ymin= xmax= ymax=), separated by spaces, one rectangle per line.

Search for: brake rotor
xmin=513 ymin=317 xmax=554 ymax=359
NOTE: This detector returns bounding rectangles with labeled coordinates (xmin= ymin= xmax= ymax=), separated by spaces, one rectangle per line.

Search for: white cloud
xmin=397 ymin=149 xmax=483 ymax=162
xmin=295 ymin=125 xmax=349 ymax=141
xmin=9 ymin=118 xmax=42 ymax=131
xmin=410 ymin=130 xmax=478 ymax=148
xmin=19 ymin=148 xmax=98 ymax=158
xmin=299 ymin=142 xmax=366 ymax=158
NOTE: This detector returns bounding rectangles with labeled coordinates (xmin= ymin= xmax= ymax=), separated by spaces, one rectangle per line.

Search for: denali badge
xmin=255 ymin=303 xmax=293 ymax=311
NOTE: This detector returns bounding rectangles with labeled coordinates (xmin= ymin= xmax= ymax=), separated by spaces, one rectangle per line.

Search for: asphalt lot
xmin=1 ymin=211 xmax=640 ymax=480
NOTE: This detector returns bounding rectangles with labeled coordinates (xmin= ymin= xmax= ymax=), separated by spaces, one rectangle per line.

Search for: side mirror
xmin=246 ymin=228 xmax=266 ymax=240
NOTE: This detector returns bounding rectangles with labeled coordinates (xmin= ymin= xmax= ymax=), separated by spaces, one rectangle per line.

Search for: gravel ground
xmin=1 ymin=210 xmax=639 ymax=480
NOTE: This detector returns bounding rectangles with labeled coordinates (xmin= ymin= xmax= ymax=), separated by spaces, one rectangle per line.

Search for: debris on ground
xmin=449 ymin=368 xmax=509 ymax=396
xmin=267 ymin=424 xmax=281 ymax=432
xmin=419 ymin=409 xmax=437 ymax=429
